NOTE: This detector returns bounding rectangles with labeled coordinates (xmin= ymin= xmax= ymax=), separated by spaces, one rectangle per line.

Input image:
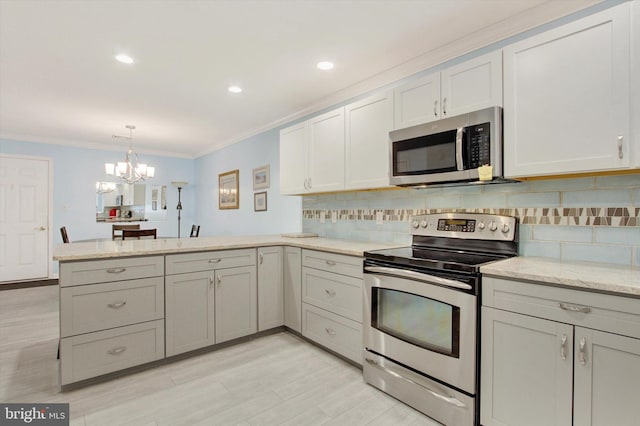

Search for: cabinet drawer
xmin=60 ymin=256 xmax=164 ymax=287
xmin=302 ymin=303 xmax=362 ymax=365
xmin=166 ymin=249 xmax=256 ymax=275
xmin=302 ymin=249 xmax=362 ymax=279
xmin=60 ymin=277 xmax=164 ymax=337
xmin=302 ymin=267 xmax=362 ymax=322
xmin=60 ymin=320 xmax=164 ymax=385
xmin=483 ymin=277 xmax=640 ymax=339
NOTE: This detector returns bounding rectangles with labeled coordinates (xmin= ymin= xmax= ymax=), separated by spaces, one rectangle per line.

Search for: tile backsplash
xmin=302 ymin=175 xmax=640 ymax=267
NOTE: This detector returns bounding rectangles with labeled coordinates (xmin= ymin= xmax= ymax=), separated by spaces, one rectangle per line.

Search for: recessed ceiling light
xmin=317 ymin=61 xmax=334 ymax=70
xmin=228 ymin=85 xmax=243 ymax=93
xmin=115 ymin=54 xmax=134 ymax=64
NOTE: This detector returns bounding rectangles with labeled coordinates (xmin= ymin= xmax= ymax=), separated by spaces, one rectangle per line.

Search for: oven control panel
xmin=411 ymin=213 xmax=517 ymax=241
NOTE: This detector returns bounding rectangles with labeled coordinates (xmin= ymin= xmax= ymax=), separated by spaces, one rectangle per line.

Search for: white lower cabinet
xmin=301 ymin=249 xmax=363 ymax=365
xmin=283 ymin=247 xmax=302 ymax=333
xmin=481 ymin=277 xmax=640 ymax=426
xmin=257 ymin=246 xmax=284 ymax=331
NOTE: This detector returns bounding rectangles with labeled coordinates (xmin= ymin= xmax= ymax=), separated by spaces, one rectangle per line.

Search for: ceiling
xmin=0 ymin=0 xmax=601 ymax=159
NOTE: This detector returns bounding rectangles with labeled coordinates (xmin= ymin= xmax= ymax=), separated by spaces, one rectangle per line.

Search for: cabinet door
xmin=393 ymin=72 xmax=440 ymax=129
xmin=121 ymin=184 xmax=134 ymax=205
xmin=165 ymin=271 xmax=214 ymax=357
xmin=257 ymin=246 xmax=284 ymax=331
xmin=441 ymin=50 xmax=502 ymax=118
xmin=279 ymin=121 xmax=308 ymax=195
xmin=283 ymin=247 xmax=302 ymax=333
xmin=481 ymin=307 xmax=573 ymax=426
xmin=215 ymin=265 xmax=257 ymax=343
xmin=308 ymin=107 xmax=345 ymax=193
xmin=503 ymin=4 xmax=630 ymax=178
xmin=345 ymin=90 xmax=393 ymax=190
xmin=573 ymin=328 xmax=640 ymax=426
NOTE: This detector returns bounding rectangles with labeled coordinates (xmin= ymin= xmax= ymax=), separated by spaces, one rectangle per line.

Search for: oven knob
xmin=420 ymin=220 xmax=428 ymax=228
xmin=489 ymin=221 xmax=498 ymax=232
xmin=501 ymin=223 xmax=511 ymax=234
xmin=478 ymin=221 xmax=485 ymax=230
xmin=412 ymin=220 xmax=419 ymax=229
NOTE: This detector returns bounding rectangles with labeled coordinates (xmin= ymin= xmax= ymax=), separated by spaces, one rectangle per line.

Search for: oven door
xmin=363 ymin=266 xmax=477 ymax=394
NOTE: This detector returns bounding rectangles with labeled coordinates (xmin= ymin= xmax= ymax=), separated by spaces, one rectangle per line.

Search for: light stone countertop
xmin=481 ymin=257 xmax=640 ymax=297
xmin=53 ymin=235 xmax=403 ymax=262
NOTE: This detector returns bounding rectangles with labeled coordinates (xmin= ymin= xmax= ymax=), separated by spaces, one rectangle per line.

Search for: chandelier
xmin=105 ymin=125 xmax=155 ymax=184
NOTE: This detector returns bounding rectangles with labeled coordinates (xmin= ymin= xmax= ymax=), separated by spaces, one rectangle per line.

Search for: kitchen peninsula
xmin=54 ymin=235 xmax=401 ymax=387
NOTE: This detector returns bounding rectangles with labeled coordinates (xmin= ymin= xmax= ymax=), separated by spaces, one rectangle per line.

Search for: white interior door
xmin=0 ymin=156 xmax=50 ymax=282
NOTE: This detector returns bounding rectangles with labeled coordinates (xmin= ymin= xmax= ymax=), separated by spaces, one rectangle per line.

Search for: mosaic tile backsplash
xmin=302 ymin=175 xmax=640 ymax=267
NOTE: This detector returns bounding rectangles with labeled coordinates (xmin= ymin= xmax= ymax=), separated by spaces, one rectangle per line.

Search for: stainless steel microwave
xmin=389 ymin=106 xmax=503 ymax=186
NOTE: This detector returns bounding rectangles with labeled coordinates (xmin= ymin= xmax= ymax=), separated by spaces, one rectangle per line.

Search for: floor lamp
xmin=171 ymin=181 xmax=188 ymax=238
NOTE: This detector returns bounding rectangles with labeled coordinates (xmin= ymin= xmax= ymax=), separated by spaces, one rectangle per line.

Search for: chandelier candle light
xmin=105 ymin=125 xmax=155 ymax=184
xmin=172 ymin=181 xmax=188 ymax=238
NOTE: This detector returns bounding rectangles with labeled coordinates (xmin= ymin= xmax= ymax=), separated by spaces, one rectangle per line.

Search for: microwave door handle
xmin=455 ymin=127 xmax=464 ymax=171
xmin=364 ymin=266 xmax=471 ymax=290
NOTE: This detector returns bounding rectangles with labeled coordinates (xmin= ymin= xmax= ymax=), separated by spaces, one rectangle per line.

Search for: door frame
xmin=0 ymin=154 xmax=54 ymax=282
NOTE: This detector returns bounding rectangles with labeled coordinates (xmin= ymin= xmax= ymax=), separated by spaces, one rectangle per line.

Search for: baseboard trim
xmin=0 ymin=279 xmax=58 ymax=290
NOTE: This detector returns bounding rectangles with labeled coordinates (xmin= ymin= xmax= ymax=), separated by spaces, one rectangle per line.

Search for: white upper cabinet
xmin=279 ymin=121 xmax=308 ymax=195
xmin=440 ymin=50 xmax=503 ymax=118
xmin=632 ymin=0 xmax=640 ymax=168
xmin=393 ymin=50 xmax=502 ymax=130
xmin=308 ymin=107 xmax=345 ymax=193
xmin=345 ymin=90 xmax=393 ymax=190
xmin=503 ymin=3 xmax=631 ymax=178
xmin=394 ymin=73 xmax=441 ymax=129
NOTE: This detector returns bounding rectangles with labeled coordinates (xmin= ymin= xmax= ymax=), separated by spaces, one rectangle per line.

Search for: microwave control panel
xmin=467 ymin=122 xmax=491 ymax=168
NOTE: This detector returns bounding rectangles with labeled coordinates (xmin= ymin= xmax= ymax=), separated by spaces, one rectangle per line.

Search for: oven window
xmin=372 ymin=288 xmax=460 ymax=358
xmin=393 ymin=129 xmax=457 ymax=175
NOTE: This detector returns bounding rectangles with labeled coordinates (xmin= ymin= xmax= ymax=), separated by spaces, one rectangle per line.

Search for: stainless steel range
xmin=363 ymin=212 xmax=518 ymax=426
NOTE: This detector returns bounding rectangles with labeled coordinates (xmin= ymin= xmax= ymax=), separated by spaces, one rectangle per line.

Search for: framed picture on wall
xmin=252 ymin=164 xmax=270 ymax=190
xmin=254 ymin=191 xmax=267 ymax=212
xmin=219 ymin=169 xmax=239 ymax=209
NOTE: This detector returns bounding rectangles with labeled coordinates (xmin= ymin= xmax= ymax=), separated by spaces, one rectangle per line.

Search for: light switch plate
xmin=375 ymin=211 xmax=384 ymax=225
xmin=331 ymin=211 xmax=337 ymax=223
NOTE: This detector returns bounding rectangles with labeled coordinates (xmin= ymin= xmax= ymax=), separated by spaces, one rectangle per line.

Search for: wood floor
xmin=0 ymin=285 xmax=440 ymax=425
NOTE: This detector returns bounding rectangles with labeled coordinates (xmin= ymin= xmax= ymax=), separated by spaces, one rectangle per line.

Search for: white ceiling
xmin=0 ymin=0 xmax=601 ymax=159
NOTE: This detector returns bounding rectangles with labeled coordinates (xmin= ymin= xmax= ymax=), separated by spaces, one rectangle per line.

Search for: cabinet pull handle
xmin=308 ymin=178 xmax=312 ymax=189
xmin=559 ymin=302 xmax=591 ymax=314
xmin=325 ymin=289 xmax=336 ymax=297
xmin=208 ymin=259 xmax=222 ymax=264
xmin=618 ymin=135 xmax=624 ymax=159
xmin=216 ymin=275 xmax=221 ymax=286
xmin=579 ymin=337 xmax=587 ymax=366
xmin=107 ymin=301 xmax=127 ymax=309
xmin=259 ymin=253 xmax=263 ymax=265
xmin=107 ymin=346 xmax=127 ymax=355
xmin=106 ymin=268 xmax=126 ymax=274
xmin=442 ymin=97 xmax=447 ymax=116
xmin=325 ymin=328 xmax=336 ymax=336
xmin=560 ymin=334 xmax=568 ymax=360
xmin=434 ymin=100 xmax=438 ymax=117
xmin=325 ymin=260 xmax=336 ymax=266
xmin=209 ymin=276 xmax=214 ymax=287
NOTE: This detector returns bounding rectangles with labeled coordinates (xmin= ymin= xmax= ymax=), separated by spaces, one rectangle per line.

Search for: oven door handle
xmin=364 ymin=357 xmax=467 ymax=408
xmin=364 ymin=266 xmax=472 ymax=291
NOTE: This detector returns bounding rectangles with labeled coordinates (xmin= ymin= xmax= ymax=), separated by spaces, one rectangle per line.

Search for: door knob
xmin=39 ymin=226 xmax=46 ymax=231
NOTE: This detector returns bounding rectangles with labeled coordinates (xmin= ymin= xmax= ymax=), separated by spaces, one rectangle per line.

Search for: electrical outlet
xmin=331 ymin=211 xmax=338 ymax=223
xmin=375 ymin=211 xmax=384 ymax=225
xmin=320 ymin=211 xmax=326 ymax=223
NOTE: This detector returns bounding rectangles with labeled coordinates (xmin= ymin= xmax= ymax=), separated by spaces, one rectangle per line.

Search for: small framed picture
xmin=254 ymin=191 xmax=267 ymax=212
xmin=252 ymin=164 xmax=270 ymax=190
xmin=219 ymin=169 xmax=239 ymax=209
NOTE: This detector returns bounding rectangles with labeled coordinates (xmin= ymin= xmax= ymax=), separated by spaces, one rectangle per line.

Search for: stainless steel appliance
xmin=389 ymin=106 xmax=503 ymax=186
xmin=363 ymin=212 xmax=518 ymax=426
